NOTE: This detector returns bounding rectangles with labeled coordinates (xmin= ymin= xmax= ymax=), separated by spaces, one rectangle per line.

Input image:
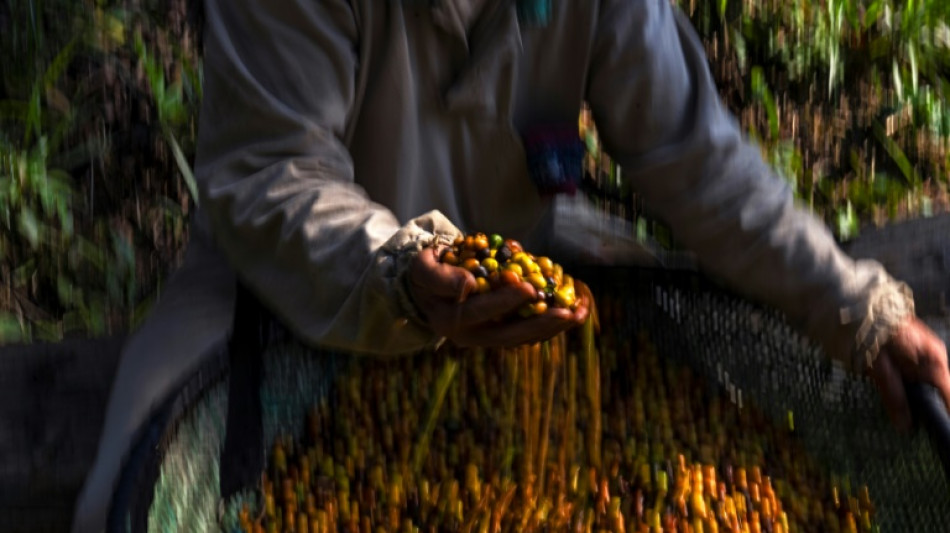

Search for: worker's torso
xmin=345 ymin=0 xmax=600 ymax=245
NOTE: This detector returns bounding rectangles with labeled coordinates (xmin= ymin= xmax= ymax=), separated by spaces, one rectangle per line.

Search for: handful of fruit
xmin=439 ymin=233 xmax=579 ymax=316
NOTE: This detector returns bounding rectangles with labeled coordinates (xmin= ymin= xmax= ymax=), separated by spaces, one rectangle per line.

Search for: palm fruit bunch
xmin=439 ymin=233 xmax=578 ymax=316
xmin=228 ymin=294 xmax=877 ymax=533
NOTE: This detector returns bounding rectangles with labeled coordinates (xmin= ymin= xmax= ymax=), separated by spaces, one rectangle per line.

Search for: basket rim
xmin=106 ymin=342 xmax=229 ymax=533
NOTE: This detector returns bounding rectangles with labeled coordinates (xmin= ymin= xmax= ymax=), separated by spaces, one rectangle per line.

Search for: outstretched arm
xmin=585 ymin=0 xmax=949 ymax=427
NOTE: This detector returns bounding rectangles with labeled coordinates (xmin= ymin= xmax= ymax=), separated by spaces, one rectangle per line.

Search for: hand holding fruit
xmin=407 ymin=234 xmax=589 ymax=347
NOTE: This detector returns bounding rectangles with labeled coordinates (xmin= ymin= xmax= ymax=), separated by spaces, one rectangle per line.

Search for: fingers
xmin=870 ymin=350 xmax=913 ymax=433
xmin=455 ymin=283 xmax=538 ymax=324
xmin=453 ymin=309 xmax=585 ymax=348
xmin=447 ymin=289 xmax=592 ymax=347
xmin=889 ymin=319 xmax=950 ymax=414
xmin=409 ymin=245 xmax=593 ymax=346
xmin=427 ymin=283 xmax=537 ymax=333
xmin=409 ymin=247 xmax=476 ymax=302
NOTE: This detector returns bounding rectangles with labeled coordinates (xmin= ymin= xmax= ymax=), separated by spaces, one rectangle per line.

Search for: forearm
xmin=195 ymin=0 xmax=461 ymax=355
xmin=587 ymin=0 xmax=914 ymax=369
xmin=644 ymin=137 xmax=914 ymax=370
xmin=201 ymin=163 xmax=459 ymax=354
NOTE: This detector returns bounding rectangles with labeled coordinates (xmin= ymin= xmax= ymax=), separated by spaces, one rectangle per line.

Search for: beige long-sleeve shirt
xmin=195 ymin=0 xmax=911 ymax=365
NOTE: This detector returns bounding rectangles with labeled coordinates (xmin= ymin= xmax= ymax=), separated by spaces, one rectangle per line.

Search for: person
xmin=72 ymin=1 xmax=950 ymax=531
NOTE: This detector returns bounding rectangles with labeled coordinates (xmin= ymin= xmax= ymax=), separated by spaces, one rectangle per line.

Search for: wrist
xmin=842 ymin=280 xmax=916 ymax=372
xmin=381 ymin=211 xmax=462 ymax=332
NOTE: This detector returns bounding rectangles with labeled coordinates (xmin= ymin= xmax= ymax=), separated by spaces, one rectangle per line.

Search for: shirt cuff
xmin=379 ymin=210 xmax=462 ymax=341
xmin=840 ymin=279 xmax=916 ymax=372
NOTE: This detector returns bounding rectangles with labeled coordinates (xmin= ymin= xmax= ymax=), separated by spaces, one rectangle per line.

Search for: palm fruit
xmin=234 ymin=295 xmax=878 ymax=533
xmin=439 ymin=233 xmax=579 ymax=315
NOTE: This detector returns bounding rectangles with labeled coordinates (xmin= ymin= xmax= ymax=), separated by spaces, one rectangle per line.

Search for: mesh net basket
xmin=108 ymin=267 xmax=950 ymax=533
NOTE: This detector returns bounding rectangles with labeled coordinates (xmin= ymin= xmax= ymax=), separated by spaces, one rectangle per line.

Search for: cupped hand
xmin=869 ymin=317 xmax=950 ymax=433
xmin=408 ymin=246 xmax=590 ymax=347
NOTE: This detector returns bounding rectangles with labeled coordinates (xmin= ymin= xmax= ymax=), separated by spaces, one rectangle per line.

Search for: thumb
xmin=409 ymin=247 xmax=477 ymax=302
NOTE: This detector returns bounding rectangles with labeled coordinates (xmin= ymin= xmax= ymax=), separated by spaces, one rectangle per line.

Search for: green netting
xmin=640 ymin=278 xmax=949 ymax=531
xmin=146 ymin=380 xmax=227 ymax=532
xmin=145 ymin=344 xmax=343 ymax=533
xmin=130 ymin=269 xmax=949 ymax=533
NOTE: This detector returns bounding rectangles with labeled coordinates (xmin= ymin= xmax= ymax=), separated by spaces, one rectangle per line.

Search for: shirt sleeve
xmin=194 ymin=0 xmax=459 ymax=355
xmin=584 ymin=0 xmax=914 ymax=371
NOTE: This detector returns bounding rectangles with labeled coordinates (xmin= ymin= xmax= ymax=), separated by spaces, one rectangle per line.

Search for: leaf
xmin=843 ymin=0 xmax=860 ymax=31
xmin=45 ymin=169 xmax=76 ymax=232
xmin=750 ymin=66 xmax=780 ymax=139
xmin=18 ymin=207 xmax=40 ymax=248
xmin=158 ymin=81 xmax=185 ymax=125
xmin=76 ymin=236 xmax=106 ymax=273
xmin=872 ymin=120 xmax=920 ymax=186
xmin=768 ymin=141 xmax=803 ymax=196
xmin=133 ymin=31 xmax=147 ymax=62
xmin=892 ymin=60 xmax=904 ymax=102
xmin=732 ymin=28 xmax=748 ymax=70
xmin=150 ymin=65 xmax=166 ymax=101
xmin=0 ymin=313 xmax=26 ymax=344
xmin=163 ymin=127 xmax=200 ymax=205
xmin=864 ymin=0 xmax=883 ymax=29
xmin=57 ymin=199 xmax=74 ymax=237
xmin=8 ymin=161 xmax=22 ymax=206
xmin=97 ymin=8 xmax=127 ymax=48
xmin=902 ymin=0 xmax=915 ymax=35
xmin=909 ymin=44 xmax=919 ymax=96
xmin=828 ymin=45 xmax=839 ymax=96
xmin=24 ymin=86 xmax=42 ymax=145
xmin=81 ymin=298 xmax=107 ymax=336
xmin=836 ymin=201 xmax=859 ymax=240
xmin=140 ymin=44 xmax=166 ymax=102
xmin=57 ymin=274 xmax=76 ymax=306
xmin=12 ymin=259 xmax=36 ymax=288
xmin=42 ymin=37 xmax=78 ymax=92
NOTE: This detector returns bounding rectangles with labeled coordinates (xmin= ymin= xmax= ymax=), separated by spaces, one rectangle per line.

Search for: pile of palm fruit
xmin=439 ymin=233 xmax=579 ymax=316
xmin=227 ymin=294 xmax=879 ymax=533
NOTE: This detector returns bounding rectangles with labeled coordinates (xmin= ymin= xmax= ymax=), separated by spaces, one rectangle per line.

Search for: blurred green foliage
xmin=588 ymin=0 xmax=950 ymax=250
xmin=679 ymin=0 xmax=950 ymax=229
xmin=0 ymin=0 xmax=201 ymax=342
